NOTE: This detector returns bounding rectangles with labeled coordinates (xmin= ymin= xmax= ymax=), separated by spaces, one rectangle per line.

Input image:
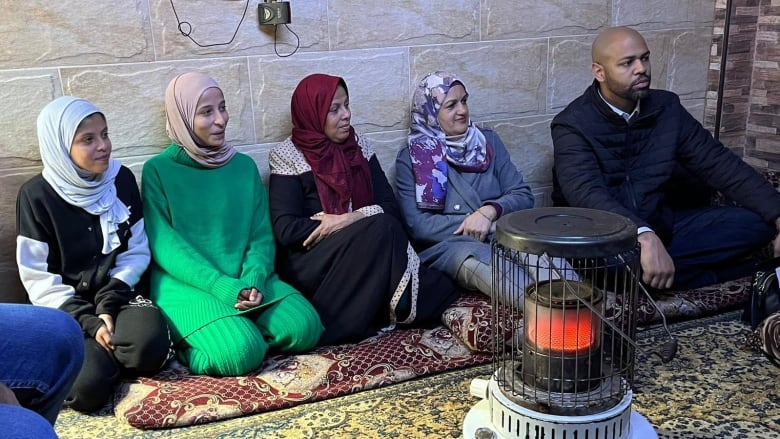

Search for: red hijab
xmin=291 ymin=74 xmax=373 ymax=214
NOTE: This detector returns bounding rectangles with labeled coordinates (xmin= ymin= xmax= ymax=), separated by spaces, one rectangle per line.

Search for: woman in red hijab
xmin=269 ymin=74 xmax=459 ymax=345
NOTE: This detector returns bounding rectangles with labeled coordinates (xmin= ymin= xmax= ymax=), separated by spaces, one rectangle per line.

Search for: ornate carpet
xmin=632 ymin=310 xmax=780 ymax=439
xmin=53 ymin=277 xmax=751 ymax=430
xmin=54 ymin=308 xmax=780 ymax=438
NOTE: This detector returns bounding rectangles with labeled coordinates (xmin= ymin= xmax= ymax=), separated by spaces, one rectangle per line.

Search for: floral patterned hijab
xmin=408 ymin=71 xmax=490 ymax=210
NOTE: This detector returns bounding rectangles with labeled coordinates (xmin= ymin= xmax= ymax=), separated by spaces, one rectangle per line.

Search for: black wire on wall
xmin=169 ymin=0 xmax=250 ymax=48
xmin=168 ymin=0 xmax=300 ymax=57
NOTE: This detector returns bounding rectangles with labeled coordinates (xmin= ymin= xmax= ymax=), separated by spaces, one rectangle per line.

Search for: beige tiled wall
xmin=0 ymin=0 xmax=717 ymax=301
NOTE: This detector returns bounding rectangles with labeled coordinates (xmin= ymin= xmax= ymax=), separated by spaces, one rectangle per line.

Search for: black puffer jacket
xmin=551 ymin=81 xmax=780 ymax=243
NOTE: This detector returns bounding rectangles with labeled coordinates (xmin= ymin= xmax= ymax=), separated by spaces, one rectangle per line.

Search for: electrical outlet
xmin=258 ymin=1 xmax=291 ymax=26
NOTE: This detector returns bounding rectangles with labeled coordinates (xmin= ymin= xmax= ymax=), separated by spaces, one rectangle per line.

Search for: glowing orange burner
xmin=527 ymin=307 xmax=596 ymax=354
xmin=522 ymin=279 xmax=604 ymax=393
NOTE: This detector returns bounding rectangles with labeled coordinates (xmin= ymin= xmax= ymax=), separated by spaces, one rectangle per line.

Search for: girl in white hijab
xmin=16 ymin=96 xmax=171 ymax=413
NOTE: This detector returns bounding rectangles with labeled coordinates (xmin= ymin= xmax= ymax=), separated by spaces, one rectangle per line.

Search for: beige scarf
xmin=165 ymin=72 xmax=236 ymax=168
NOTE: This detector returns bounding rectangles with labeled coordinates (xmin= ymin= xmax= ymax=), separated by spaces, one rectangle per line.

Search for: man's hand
xmin=96 ymin=314 xmax=115 ymax=352
xmin=235 ymin=287 xmax=263 ymax=311
xmin=303 ymin=212 xmax=363 ymax=249
xmin=637 ymin=231 xmax=675 ymax=289
xmin=454 ymin=206 xmax=496 ymax=242
xmin=0 ymin=382 xmax=20 ymax=406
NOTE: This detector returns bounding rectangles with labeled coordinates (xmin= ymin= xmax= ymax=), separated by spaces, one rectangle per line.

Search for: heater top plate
xmin=494 ymin=207 xmax=636 ymax=258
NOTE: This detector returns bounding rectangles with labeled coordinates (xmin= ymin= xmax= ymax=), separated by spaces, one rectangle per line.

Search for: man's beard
xmin=627 ymin=74 xmax=651 ymax=101
xmin=629 ymin=87 xmax=649 ymax=101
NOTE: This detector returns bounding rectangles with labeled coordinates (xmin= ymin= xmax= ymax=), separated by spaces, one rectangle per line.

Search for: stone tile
xmin=482 ymin=0 xmax=610 ymax=40
xmin=118 ymin=154 xmax=157 ymax=186
xmin=249 ymin=48 xmax=410 ymax=143
xmin=720 ymin=112 xmax=749 ymax=133
xmin=747 ymin=114 xmax=780 ymax=133
xmin=362 ymin=130 xmax=408 ymax=188
xmin=718 ymin=132 xmax=747 ymax=150
xmin=743 ymin=155 xmax=770 ymax=169
xmin=548 ymin=36 xmax=597 ymax=112
xmin=666 ymin=30 xmax=714 ymax=99
xmin=0 ymin=70 xmax=62 ymax=169
xmin=60 ymin=59 xmax=254 ymax=158
xmin=328 ymin=0 xmax=479 ymax=50
xmin=410 ymin=40 xmax=548 ymax=121
xmin=533 ymin=186 xmax=554 ymax=207
xmin=0 ymin=168 xmax=41 ymax=303
xmin=755 ymin=134 xmax=780 ymax=153
xmin=0 ymin=2 xmax=153 ymax=69
xmin=643 ymin=29 xmax=712 ymax=98
xmin=237 ymin=143 xmax=274 ymax=187
xmin=614 ymin=0 xmax=716 ymax=30
xmin=681 ymin=98 xmax=707 ymax=123
xmin=482 ymin=115 xmax=555 ymax=187
xmin=149 ymin=0 xmax=329 ymax=59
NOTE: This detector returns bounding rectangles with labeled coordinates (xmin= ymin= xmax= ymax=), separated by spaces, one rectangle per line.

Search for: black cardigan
xmin=551 ymin=81 xmax=780 ymax=242
xmin=16 ymin=166 xmax=148 ymax=336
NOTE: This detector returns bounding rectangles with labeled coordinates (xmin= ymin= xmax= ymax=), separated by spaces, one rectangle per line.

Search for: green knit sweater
xmin=142 ymin=144 xmax=299 ymax=341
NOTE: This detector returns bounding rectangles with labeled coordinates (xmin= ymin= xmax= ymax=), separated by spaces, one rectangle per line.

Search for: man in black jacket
xmin=551 ymin=26 xmax=780 ymax=291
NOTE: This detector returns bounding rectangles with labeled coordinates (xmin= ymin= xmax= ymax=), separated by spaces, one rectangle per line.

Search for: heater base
xmin=462 ymin=399 xmax=657 ymax=439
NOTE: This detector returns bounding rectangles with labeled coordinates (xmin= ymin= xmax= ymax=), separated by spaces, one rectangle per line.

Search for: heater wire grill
xmin=490 ymin=208 xmax=641 ymax=416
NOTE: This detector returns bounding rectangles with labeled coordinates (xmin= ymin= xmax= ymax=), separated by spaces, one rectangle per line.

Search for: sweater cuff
xmin=484 ymin=202 xmax=503 ymax=219
xmin=83 ymin=315 xmax=106 ymax=338
xmin=211 ymin=276 xmax=248 ymax=306
xmin=243 ymin=271 xmax=267 ymax=292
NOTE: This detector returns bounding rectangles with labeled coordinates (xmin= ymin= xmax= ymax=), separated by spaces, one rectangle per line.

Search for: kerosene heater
xmin=463 ymin=207 xmax=659 ymax=439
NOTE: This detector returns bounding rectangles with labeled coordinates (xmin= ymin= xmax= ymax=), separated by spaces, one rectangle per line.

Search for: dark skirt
xmin=277 ymin=214 xmax=458 ymax=346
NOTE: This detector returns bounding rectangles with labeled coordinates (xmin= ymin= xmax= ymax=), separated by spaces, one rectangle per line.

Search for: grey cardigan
xmin=394 ymin=129 xmax=534 ymax=276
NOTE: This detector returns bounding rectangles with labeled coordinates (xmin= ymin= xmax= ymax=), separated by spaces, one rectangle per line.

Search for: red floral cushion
xmin=604 ymin=276 xmax=752 ymax=325
xmin=114 ymin=323 xmax=490 ymax=429
xmin=440 ymin=293 xmax=519 ymax=352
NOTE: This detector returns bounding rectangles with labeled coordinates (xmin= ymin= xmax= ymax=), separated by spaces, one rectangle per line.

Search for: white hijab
xmin=37 ymin=96 xmax=130 ymax=254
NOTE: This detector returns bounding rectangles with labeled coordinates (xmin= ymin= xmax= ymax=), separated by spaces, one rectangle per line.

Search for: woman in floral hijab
xmin=396 ymin=71 xmax=564 ymax=305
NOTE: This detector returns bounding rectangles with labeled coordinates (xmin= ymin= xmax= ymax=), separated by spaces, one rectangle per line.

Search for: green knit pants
xmin=180 ymin=293 xmax=323 ymax=376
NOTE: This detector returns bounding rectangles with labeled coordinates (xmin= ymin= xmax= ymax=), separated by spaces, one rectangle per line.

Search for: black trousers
xmin=279 ymin=214 xmax=459 ymax=346
xmin=66 ymin=300 xmax=170 ymax=413
xmin=667 ymin=206 xmax=776 ymax=289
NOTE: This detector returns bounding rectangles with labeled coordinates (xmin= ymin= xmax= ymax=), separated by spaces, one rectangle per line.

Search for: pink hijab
xmin=164 ymin=72 xmax=236 ymax=168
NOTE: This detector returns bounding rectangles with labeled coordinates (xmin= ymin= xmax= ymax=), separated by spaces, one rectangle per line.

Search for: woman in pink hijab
xmin=142 ymin=72 xmax=323 ymax=376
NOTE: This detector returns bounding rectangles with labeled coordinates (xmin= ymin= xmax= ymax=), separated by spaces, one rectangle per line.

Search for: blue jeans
xmin=667 ymin=207 xmax=777 ymax=289
xmin=0 ymin=304 xmax=84 ymax=427
xmin=0 ymin=404 xmax=58 ymax=438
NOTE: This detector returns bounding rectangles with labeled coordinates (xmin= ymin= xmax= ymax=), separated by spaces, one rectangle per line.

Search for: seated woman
xmin=142 ymin=72 xmax=323 ymax=376
xmin=16 ymin=96 xmax=171 ymax=413
xmin=269 ymin=73 xmax=459 ymax=346
xmin=396 ymin=71 xmax=570 ymax=305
